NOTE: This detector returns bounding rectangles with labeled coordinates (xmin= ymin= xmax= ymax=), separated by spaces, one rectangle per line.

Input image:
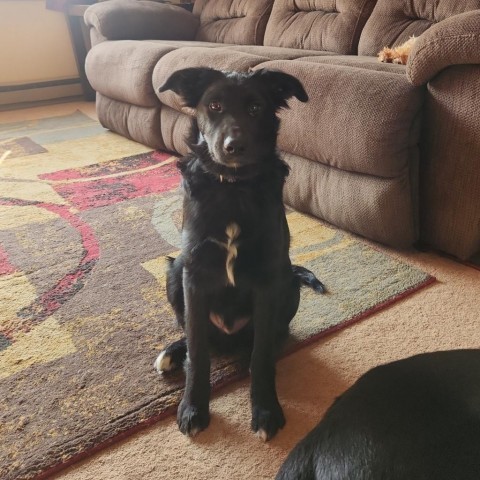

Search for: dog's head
xmin=159 ymin=68 xmax=308 ymax=168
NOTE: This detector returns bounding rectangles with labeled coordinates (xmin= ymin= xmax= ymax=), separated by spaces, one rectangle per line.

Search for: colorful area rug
xmin=0 ymin=112 xmax=434 ymax=480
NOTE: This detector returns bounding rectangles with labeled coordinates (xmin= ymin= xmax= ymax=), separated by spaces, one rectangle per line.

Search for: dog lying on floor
xmin=276 ymin=349 xmax=480 ymax=480
xmin=154 ymin=67 xmax=325 ymax=440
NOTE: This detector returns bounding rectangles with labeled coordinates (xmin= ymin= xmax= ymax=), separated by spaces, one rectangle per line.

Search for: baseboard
xmin=0 ymin=79 xmax=83 ymax=107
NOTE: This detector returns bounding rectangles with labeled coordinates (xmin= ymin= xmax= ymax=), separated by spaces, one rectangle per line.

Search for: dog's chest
xmin=207 ymin=222 xmax=241 ymax=286
xmin=184 ymin=176 xmax=282 ymax=286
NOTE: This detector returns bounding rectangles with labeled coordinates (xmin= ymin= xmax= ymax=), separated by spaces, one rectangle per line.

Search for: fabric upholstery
xmin=223 ymin=45 xmax=337 ymax=60
xmin=154 ymin=48 xmax=271 ymax=113
xmin=407 ymin=10 xmax=480 ymax=86
xmin=160 ymin=107 xmax=193 ymax=156
xmin=84 ymin=0 xmax=480 ymax=257
xmin=193 ymin=0 xmax=273 ymax=45
xmin=264 ymin=0 xmax=377 ymax=54
xmin=96 ymin=94 xmax=165 ymax=150
xmin=359 ymin=0 xmax=480 ymax=56
xmin=282 ymin=152 xmax=417 ymax=248
xmin=295 ymin=54 xmax=406 ymax=73
xmin=86 ymin=41 xmax=177 ymax=107
xmin=84 ymin=0 xmax=199 ymax=42
xmin=419 ymin=65 xmax=480 ymax=259
xmin=252 ymin=60 xmax=423 ymax=178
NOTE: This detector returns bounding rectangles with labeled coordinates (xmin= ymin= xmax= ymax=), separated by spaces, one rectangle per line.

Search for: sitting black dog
xmin=277 ymin=349 xmax=480 ymax=479
xmin=154 ymin=67 xmax=324 ymax=440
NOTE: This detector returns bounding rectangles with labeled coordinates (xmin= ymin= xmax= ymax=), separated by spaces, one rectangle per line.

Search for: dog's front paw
xmin=251 ymin=402 xmax=285 ymax=441
xmin=177 ymin=399 xmax=210 ymax=437
xmin=154 ymin=350 xmax=175 ymax=374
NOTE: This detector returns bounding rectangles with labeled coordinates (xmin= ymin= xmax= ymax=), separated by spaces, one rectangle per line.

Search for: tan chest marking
xmin=225 ymin=223 xmax=240 ymax=286
xmin=208 ymin=222 xmax=241 ymax=286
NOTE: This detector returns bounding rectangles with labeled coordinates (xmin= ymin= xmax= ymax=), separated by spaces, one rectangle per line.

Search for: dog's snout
xmin=223 ymin=133 xmax=245 ymax=155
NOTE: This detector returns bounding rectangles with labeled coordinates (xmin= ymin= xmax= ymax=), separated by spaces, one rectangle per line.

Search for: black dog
xmin=277 ymin=349 xmax=480 ymax=479
xmin=154 ymin=67 xmax=324 ymax=440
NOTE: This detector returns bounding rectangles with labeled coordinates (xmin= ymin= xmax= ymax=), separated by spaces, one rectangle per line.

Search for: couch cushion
xmin=282 ymin=152 xmax=417 ymax=248
xmin=85 ymin=40 xmax=226 ymax=107
xmin=264 ymin=0 xmax=377 ymax=54
xmin=253 ymin=59 xmax=423 ymax=178
xmin=84 ymin=1 xmax=199 ymax=42
xmin=96 ymin=94 xmax=165 ymax=150
xmin=223 ymin=45 xmax=337 ymax=60
xmin=160 ymin=106 xmax=193 ymax=156
xmin=153 ymin=47 xmax=273 ymax=114
xmin=193 ymin=0 xmax=273 ymax=45
xmin=86 ymin=40 xmax=177 ymax=107
xmin=295 ymin=54 xmax=407 ymax=74
xmin=153 ymin=45 xmax=338 ymax=115
xmin=358 ymin=0 xmax=480 ymax=56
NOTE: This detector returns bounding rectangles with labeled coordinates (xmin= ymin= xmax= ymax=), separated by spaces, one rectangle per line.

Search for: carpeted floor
xmin=1 ymin=103 xmax=478 ymax=480
xmin=51 ymin=249 xmax=479 ymax=480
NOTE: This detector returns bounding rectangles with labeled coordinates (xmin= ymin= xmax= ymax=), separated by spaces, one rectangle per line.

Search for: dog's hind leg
xmin=292 ymin=265 xmax=326 ymax=293
xmin=154 ymin=337 xmax=187 ymax=374
xmin=166 ymin=255 xmax=186 ymax=328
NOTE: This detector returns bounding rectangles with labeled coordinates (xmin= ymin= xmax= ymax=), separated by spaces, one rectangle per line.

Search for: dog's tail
xmin=292 ymin=265 xmax=326 ymax=293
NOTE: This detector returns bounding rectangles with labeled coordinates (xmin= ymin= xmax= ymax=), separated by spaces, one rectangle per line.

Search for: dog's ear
xmin=159 ymin=68 xmax=225 ymax=108
xmin=253 ymin=69 xmax=308 ymax=109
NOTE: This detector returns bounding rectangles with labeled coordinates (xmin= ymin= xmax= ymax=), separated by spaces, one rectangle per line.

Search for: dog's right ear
xmin=159 ymin=68 xmax=225 ymax=108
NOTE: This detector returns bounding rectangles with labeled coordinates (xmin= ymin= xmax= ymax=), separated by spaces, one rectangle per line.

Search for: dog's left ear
xmin=253 ymin=69 xmax=308 ymax=109
xmin=159 ymin=67 xmax=225 ymax=108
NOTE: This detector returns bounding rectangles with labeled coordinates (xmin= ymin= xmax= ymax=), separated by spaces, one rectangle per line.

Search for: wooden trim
xmin=0 ymin=81 xmax=83 ymax=107
xmin=0 ymin=78 xmax=81 ymax=93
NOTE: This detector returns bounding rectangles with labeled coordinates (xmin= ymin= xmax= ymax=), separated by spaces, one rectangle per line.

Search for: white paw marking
xmin=154 ymin=350 xmax=173 ymax=374
xmin=189 ymin=426 xmax=201 ymax=438
xmin=257 ymin=429 xmax=269 ymax=442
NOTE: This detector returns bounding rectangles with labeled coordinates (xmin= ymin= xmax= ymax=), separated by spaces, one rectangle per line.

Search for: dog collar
xmin=219 ymin=174 xmax=238 ymax=183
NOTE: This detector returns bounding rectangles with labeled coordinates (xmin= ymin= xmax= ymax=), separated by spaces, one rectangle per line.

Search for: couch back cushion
xmin=263 ymin=0 xmax=377 ymax=54
xmin=359 ymin=0 xmax=480 ymax=56
xmin=193 ymin=0 xmax=273 ymax=45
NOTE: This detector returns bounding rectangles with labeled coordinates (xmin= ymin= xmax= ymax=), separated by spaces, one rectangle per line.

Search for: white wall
xmin=0 ymin=0 xmax=79 ymax=86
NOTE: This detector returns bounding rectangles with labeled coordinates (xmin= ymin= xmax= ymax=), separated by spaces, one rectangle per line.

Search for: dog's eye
xmin=209 ymin=102 xmax=223 ymax=112
xmin=248 ymin=104 xmax=261 ymax=116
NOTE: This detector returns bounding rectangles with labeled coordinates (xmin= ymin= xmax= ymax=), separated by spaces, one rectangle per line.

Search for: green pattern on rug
xmin=0 ymin=112 xmax=434 ymax=480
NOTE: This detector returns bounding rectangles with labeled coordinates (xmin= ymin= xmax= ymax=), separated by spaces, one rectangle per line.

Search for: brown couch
xmin=84 ymin=0 xmax=480 ymax=260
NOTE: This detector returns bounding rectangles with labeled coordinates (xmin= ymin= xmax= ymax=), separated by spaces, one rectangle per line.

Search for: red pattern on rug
xmin=0 ymin=245 xmax=17 ymax=276
xmin=42 ymin=153 xmax=179 ymax=211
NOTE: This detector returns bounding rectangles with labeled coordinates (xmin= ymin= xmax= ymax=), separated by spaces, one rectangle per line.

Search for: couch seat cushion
xmin=253 ymin=59 xmax=424 ymax=178
xmin=224 ymin=44 xmax=337 ymax=60
xmin=154 ymin=47 xmax=274 ymax=114
xmin=153 ymin=45 xmax=337 ymax=114
xmin=295 ymin=55 xmax=407 ymax=74
xmin=86 ymin=40 xmax=228 ymax=107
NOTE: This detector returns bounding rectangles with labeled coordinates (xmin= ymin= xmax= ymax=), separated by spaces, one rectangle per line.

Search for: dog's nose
xmin=223 ymin=136 xmax=245 ymax=155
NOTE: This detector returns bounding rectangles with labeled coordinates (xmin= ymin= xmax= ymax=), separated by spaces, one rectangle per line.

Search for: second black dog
xmin=154 ymin=67 xmax=324 ymax=440
xmin=277 ymin=349 xmax=480 ymax=479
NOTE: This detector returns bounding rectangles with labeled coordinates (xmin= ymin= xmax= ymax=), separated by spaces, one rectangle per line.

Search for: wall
xmin=0 ymin=0 xmax=81 ymax=104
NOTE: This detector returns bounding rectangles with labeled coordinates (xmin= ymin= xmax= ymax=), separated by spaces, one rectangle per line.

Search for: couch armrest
xmin=84 ymin=0 xmax=199 ymax=43
xmin=406 ymin=10 xmax=480 ymax=86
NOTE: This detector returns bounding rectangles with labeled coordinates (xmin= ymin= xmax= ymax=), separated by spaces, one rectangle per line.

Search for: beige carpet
xmin=1 ymin=104 xmax=478 ymax=480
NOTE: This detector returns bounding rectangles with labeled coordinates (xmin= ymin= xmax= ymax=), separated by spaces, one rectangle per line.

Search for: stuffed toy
xmin=378 ymin=36 xmax=417 ymax=65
